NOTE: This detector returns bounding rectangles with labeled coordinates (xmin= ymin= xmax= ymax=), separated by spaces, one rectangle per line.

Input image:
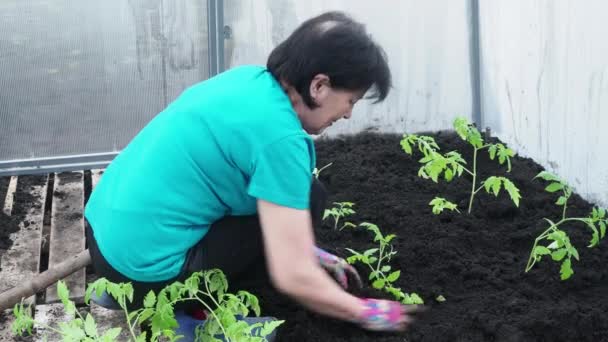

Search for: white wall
xmin=479 ymin=1 xmax=608 ymax=207
xmin=223 ymin=0 xmax=474 ymax=136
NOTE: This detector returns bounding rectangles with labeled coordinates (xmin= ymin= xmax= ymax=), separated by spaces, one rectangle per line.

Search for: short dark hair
xmin=267 ymin=11 xmax=391 ymax=108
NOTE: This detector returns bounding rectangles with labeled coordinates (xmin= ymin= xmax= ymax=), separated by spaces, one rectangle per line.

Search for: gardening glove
xmin=357 ymin=298 xmax=419 ymax=332
xmin=314 ymin=246 xmax=362 ymax=289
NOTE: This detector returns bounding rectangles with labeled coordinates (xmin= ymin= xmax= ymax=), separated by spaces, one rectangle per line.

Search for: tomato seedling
xmin=346 ymin=222 xmax=423 ymax=305
xmin=323 ymin=202 xmax=357 ymax=230
xmin=13 ymin=270 xmax=282 ymax=342
xmin=429 ymin=197 xmax=460 ymax=215
xmin=401 ymin=117 xmax=520 ymax=214
xmin=526 ymin=171 xmax=608 ymax=280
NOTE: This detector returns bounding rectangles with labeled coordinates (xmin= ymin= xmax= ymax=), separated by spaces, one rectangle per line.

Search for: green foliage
xmin=526 ymin=171 xmax=608 ymax=280
xmin=483 ymin=176 xmax=521 ymax=207
xmin=346 ymin=223 xmax=423 ymax=305
xmin=429 ymin=197 xmax=460 ymax=215
xmin=401 ymin=117 xmax=519 ymax=214
xmin=400 ymin=134 xmax=465 ymax=183
xmin=323 ymin=202 xmax=356 ymax=230
xmin=13 ymin=271 xmax=282 ymax=342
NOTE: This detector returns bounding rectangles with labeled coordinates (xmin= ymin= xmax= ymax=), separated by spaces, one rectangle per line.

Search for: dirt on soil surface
xmin=246 ymin=132 xmax=608 ymax=342
xmin=0 ymin=175 xmax=46 ymax=273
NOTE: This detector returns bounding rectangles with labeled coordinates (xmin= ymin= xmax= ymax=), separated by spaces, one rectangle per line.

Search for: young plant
xmin=13 ymin=280 xmax=134 ymax=341
xmin=13 ymin=270 xmax=283 ymax=342
xmin=401 ymin=117 xmax=520 ymax=214
xmin=323 ymin=202 xmax=356 ymax=230
xmin=313 ymin=162 xmax=333 ymax=179
xmin=429 ymin=197 xmax=460 ymax=215
xmin=526 ymin=171 xmax=608 ymax=280
xmin=345 ymin=222 xmax=423 ymax=305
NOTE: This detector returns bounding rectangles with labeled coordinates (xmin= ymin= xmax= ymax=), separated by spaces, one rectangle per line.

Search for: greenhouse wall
xmin=478 ymin=1 xmax=608 ymax=207
xmin=223 ymin=0 xmax=474 ymax=135
xmin=0 ymin=0 xmax=212 ymax=163
xmin=225 ymin=0 xmax=608 ymax=208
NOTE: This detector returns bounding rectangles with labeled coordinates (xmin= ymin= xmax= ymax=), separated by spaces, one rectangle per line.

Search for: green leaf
xmin=101 ymin=328 xmax=122 ymax=341
xmin=435 ymin=295 xmax=446 ymax=302
xmin=445 ymin=168 xmax=454 ymax=181
xmin=409 ymin=293 xmax=425 ymax=305
xmin=534 ymin=246 xmax=551 ymax=256
xmin=569 ymin=246 xmax=580 ymax=261
xmin=387 ymin=270 xmax=401 ymax=282
xmin=381 ymin=265 xmax=391 ymax=273
xmin=545 ymin=182 xmax=564 ymax=193
xmin=483 ymin=177 xmax=501 ymax=196
xmin=400 ymin=137 xmax=413 ymax=154
xmin=600 ymin=221 xmax=607 ymax=239
xmin=534 ymin=171 xmax=560 ymax=182
xmin=135 ymin=332 xmax=147 ymax=342
xmin=363 ymin=248 xmax=379 ymax=257
xmin=137 ymin=308 xmax=155 ymax=324
xmin=488 ymin=144 xmax=497 ymax=160
xmin=491 ymin=178 xmax=501 ymax=196
xmin=260 ymin=320 xmax=285 ymax=337
xmin=556 ymin=196 xmax=567 ymax=206
xmin=560 ymin=259 xmax=574 ymax=280
xmin=551 ymin=249 xmax=567 ymax=261
xmin=372 ymin=279 xmax=385 ymax=289
xmin=503 ymin=179 xmax=521 ymax=207
xmin=57 ymin=281 xmax=70 ymax=304
xmin=143 ymin=291 xmax=156 ymax=308
xmin=84 ymin=313 xmax=97 ymax=337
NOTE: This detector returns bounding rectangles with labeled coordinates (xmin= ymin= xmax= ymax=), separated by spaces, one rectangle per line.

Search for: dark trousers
xmin=86 ymin=179 xmax=328 ymax=310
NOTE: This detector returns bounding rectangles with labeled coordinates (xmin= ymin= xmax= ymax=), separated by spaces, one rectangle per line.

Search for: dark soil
xmin=249 ymin=132 xmax=608 ymax=342
xmin=0 ymin=175 xmax=46 ymax=273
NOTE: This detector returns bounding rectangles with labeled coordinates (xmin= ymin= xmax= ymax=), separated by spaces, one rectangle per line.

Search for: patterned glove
xmin=358 ymin=298 xmax=409 ymax=331
xmin=314 ymin=246 xmax=363 ymax=289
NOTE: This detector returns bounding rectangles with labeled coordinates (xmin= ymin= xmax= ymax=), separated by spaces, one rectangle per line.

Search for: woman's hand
xmin=314 ymin=246 xmax=362 ymax=289
xmin=357 ymin=298 xmax=423 ymax=331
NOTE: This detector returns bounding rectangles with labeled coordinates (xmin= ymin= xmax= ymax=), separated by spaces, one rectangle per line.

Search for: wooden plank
xmin=0 ymin=175 xmax=48 ymax=297
xmin=27 ymin=303 xmax=137 ymax=341
xmin=0 ymin=175 xmax=48 ymax=341
xmin=46 ymin=172 xmax=85 ymax=304
xmin=32 ymin=303 xmax=72 ymax=341
xmin=91 ymin=169 xmax=103 ymax=189
xmin=2 ymin=176 xmax=17 ymax=216
xmin=0 ymin=177 xmax=10 ymax=206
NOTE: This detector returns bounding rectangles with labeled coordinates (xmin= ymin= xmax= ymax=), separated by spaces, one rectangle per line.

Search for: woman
xmin=85 ymin=11 xmax=420 ymax=332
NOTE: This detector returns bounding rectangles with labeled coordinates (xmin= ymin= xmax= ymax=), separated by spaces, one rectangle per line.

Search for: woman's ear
xmin=309 ymin=74 xmax=331 ymax=102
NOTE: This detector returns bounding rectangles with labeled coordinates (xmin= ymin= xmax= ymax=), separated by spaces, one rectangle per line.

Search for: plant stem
xmin=461 ymin=166 xmax=474 ymax=177
xmin=120 ymin=303 xmax=138 ymax=341
xmin=467 ymin=147 xmax=478 ymax=214
xmin=526 ymin=216 xmax=588 ymax=272
xmin=526 ymin=225 xmax=558 ymax=272
xmin=168 ymin=295 xmax=230 ymax=341
xmin=562 ymin=193 xmax=569 ymax=221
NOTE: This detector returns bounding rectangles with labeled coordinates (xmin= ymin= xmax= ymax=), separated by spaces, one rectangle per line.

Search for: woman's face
xmin=295 ymin=74 xmax=365 ymax=135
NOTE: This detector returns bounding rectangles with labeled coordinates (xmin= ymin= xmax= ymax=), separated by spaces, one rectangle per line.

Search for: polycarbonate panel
xmin=0 ymin=0 xmax=210 ymax=161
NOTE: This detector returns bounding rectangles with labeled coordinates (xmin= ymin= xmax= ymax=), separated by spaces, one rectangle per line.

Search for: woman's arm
xmin=257 ymin=199 xmax=364 ymax=321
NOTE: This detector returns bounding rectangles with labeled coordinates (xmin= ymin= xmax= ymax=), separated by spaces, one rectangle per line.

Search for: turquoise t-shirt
xmin=84 ymin=65 xmax=316 ymax=282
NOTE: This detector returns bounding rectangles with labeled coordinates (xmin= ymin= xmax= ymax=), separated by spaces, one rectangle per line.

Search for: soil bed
xmin=1 ymin=133 xmax=607 ymax=341
xmin=248 ymin=132 xmax=608 ymax=342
